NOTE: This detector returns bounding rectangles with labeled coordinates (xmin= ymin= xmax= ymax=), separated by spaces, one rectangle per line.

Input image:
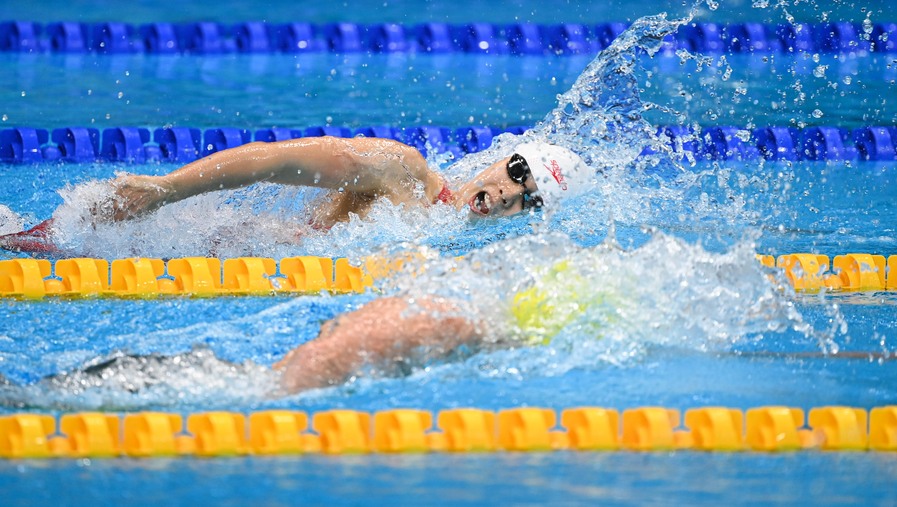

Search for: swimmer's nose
xmin=497 ymin=183 xmax=524 ymax=210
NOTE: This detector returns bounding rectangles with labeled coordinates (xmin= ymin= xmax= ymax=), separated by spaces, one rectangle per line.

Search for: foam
xmin=0 ymin=205 xmax=24 ymax=236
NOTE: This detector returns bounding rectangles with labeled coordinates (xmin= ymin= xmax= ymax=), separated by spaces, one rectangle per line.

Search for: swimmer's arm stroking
xmin=273 ymin=296 xmax=482 ymax=393
xmin=110 ymin=136 xmax=437 ymax=220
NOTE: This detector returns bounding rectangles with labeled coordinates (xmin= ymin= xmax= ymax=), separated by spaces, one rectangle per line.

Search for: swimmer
xmin=0 ymin=137 xmax=593 ymax=253
xmin=275 ymin=259 xmax=591 ymax=393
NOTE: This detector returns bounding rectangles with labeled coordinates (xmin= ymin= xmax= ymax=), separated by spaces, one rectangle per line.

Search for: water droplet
xmin=812 ymin=109 xmax=824 ymax=118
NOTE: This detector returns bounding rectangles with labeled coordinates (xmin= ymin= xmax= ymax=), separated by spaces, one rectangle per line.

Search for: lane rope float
xmin=1 ymin=405 xmax=895 ymax=458
xmin=1 ymin=124 xmax=896 ymax=165
xmin=1 ymin=253 xmax=896 ymax=299
xmin=1 ymin=20 xmax=894 ymax=56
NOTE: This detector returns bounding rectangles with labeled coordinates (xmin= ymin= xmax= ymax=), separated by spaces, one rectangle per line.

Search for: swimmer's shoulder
xmin=341 ymin=136 xmax=444 ymax=202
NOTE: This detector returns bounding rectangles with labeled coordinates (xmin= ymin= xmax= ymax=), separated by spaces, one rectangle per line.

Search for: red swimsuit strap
xmin=435 ymin=182 xmax=453 ymax=204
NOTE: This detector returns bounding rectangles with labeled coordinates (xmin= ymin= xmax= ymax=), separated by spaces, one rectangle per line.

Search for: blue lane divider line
xmin=2 ymin=125 xmax=896 ymax=164
xmin=2 ymin=21 xmax=896 ymax=55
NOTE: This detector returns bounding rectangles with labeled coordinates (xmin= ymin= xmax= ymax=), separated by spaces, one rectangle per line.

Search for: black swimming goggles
xmin=507 ymin=153 xmax=543 ymax=209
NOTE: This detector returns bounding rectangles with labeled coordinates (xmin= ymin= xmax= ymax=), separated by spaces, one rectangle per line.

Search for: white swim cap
xmin=513 ymin=142 xmax=592 ymax=207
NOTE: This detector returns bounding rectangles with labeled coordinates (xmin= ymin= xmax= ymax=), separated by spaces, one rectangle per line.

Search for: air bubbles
xmin=862 ymin=18 xmax=873 ymax=34
xmin=722 ymin=66 xmax=733 ymax=81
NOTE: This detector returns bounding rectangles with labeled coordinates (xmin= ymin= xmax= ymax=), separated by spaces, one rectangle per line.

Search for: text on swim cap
xmin=545 ymin=159 xmax=568 ymax=191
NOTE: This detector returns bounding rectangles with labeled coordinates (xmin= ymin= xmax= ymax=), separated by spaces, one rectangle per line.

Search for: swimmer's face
xmin=456 ymin=155 xmax=542 ymax=217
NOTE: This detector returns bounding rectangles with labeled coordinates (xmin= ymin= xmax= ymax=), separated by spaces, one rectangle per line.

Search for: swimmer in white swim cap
xmin=457 ymin=141 xmax=593 ymax=217
xmin=3 ymin=136 xmax=593 ymax=252
xmin=103 ymin=137 xmax=592 ymax=223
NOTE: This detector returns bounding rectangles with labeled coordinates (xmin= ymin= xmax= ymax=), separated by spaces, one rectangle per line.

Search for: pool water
xmin=1 ymin=0 xmax=897 ymax=505
xmin=2 ymin=51 xmax=895 ymax=129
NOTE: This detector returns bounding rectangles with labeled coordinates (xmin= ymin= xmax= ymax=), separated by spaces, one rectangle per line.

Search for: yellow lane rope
xmin=1 ymin=252 xmax=895 ymax=299
xmin=1 ymin=406 xmax=895 ymax=458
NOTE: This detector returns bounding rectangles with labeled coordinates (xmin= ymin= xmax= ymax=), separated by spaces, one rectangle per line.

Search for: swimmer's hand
xmin=106 ymin=175 xmax=176 ymax=221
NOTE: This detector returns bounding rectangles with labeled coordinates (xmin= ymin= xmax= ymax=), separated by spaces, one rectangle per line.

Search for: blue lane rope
xmin=1 ymin=21 xmax=895 ymax=56
xmin=1 ymin=125 xmax=896 ymax=164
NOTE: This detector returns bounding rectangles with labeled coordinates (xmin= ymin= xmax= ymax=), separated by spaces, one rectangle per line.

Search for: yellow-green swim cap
xmin=510 ymin=259 xmax=620 ymax=345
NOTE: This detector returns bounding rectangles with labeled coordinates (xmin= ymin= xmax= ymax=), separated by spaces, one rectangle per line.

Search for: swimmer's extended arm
xmin=273 ymin=296 xmax=483 ymax=393
xmin=111 ymin=137 xmax=438 ymax=220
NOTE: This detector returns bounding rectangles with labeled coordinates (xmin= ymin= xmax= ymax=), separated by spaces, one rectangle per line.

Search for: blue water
xmin=2 ymin=453 xmax=897 ymax=507
xmin=2 ymin=0 xmax=897 ymax=506
xmin=2 ymin=51 xmax=895 ymax=130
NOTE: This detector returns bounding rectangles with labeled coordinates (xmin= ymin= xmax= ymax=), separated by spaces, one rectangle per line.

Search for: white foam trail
xmin=48 ymin=176 xmax=476 ymax=260
xmin=0 ymin=205 xmax=24 ymax=235
xmin=360 ymin=229 xmax=837 ymax=385
xmin=394 ymin=231 xmax=818 ymax=343
xmin=0 ymin=347 xmax=279 ymax=412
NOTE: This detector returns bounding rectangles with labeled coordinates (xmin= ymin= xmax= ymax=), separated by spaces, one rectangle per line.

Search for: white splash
xmin=0 ymin=204 xmax=24 ymax=235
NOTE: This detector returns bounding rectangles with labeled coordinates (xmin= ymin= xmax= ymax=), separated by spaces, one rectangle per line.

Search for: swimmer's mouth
xmin=469 ymin=191 xmax=491 ymax=216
